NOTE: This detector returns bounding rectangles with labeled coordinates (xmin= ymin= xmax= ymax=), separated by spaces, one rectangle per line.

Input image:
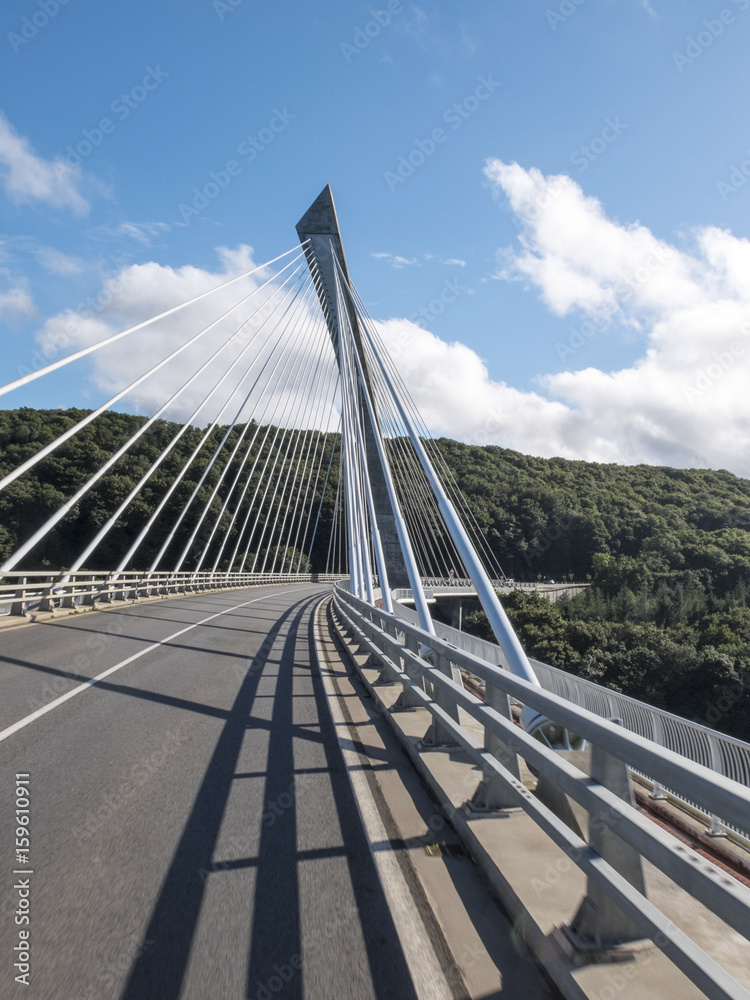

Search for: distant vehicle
xmin=543 ymin=578 xmax=555 ymax=584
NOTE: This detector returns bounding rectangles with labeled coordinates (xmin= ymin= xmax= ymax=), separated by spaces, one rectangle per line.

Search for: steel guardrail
xmin=392 ymin=600 xmax=750 ymax=844
xmin=0 ymin=571 xmax=347 ymax=616
xmin=334 ymin=582 xmax=750 ymax=1000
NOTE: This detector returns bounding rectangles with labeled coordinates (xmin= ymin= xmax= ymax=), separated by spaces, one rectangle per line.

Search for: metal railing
xmin=392 ymin=600 xmax=750 ymax=845
xmin=0 ymin=570 xmax=346 ymax=617
xmin=334 ymin=582 xmax=750 ymax=1000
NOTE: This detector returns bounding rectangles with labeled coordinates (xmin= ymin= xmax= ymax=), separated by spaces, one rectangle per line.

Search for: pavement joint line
xmin=0 ymin=584 xmax=319 ymax=745
xmin=313 ymin=596 xmax=458 ymax=1000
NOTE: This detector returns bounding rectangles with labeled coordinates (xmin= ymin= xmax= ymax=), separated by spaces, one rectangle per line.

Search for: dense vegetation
xmin=0 ymin=408 xmax=340 ymax=574
xmin=1 ymin=410 xmax=748 ymax=736
xmin=437 ymin=439 xmax=750 ymax=739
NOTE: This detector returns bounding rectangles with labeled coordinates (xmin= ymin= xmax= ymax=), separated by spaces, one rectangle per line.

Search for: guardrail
xmin=334 ymin=582 xmax=750 ymax=1000
xmin=0 ymin=570 xmax=346 ymax=616
xmin=392 ymin=600 xmax=750 ymax=846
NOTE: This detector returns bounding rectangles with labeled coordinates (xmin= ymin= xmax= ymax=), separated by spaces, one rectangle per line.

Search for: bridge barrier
xmin=333 ymin=582 xmax=750 ymax=1000
xmin=0 ymin=570 xmax=346 ymax=617
xmin=392 ymin=600 xmax=750 ymax=847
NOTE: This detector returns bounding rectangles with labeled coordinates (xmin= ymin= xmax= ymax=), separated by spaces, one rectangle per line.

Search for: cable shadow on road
xmin=117 ymin=594 xmax=317 ymax=1000
xmin=295 ymin=607 xmax=421 ymax=1000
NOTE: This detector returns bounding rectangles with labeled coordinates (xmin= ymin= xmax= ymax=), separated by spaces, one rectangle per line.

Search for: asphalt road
xmin=0 ymin=585 xmax=426 ymax=1000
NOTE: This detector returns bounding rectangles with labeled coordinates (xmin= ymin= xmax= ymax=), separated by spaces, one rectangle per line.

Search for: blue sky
xmin=2 ymin=0 xmax=750 ymax=473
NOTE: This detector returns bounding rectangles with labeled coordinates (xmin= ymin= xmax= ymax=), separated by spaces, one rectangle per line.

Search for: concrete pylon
xmin=296 ymin=186 xmax=410 ymax=588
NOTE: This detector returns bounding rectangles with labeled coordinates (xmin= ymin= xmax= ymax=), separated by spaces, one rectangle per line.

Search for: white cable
xmin=226 ymin=302 xmax=328 ymax=572
xmin=199 ymin=299 xmax=335 ymax=574
xmin=0 ymin=244 xmax=306 ymax=400
xmin=0 ymin=252 xmax=306 ymax=496
xmin=113 ymin=268 xmax=310 ymax=572
xmin=69 ymin=264 xmax=309 ymax=573
xmin=251 ymin=318 xmax=334 ymax=572
xmin=168 ymin=278 xmax=319 ymax=572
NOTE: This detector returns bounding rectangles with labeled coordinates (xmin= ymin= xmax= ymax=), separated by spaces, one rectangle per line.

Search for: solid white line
xmin=312 ymin=601 xmax=454 ymax=1000
xmin=0 ymin=585 xmax=317 ymax=745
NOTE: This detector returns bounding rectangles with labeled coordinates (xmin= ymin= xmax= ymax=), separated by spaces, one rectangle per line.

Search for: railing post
xmin=38 ymin=576 xmax=55 ymax=612
xmin=422 ymin=651 xmax=462 ymax=747
xmin=372 ymin=617 xmax=397 ymax=685
xmin=393 ymin=632 xmax=427 ymax=710
xmin=563 ymin=718 xmax=650 ymax=957
xmin=468 ymin=676 xmax=523 ymax=811
xmin=81 ymin=577 xmax=96 ymax=606
xmin=97 ymin=576 xmax=113 ymax=604
xmin=10 ymin=577 xmax=28 ymax=617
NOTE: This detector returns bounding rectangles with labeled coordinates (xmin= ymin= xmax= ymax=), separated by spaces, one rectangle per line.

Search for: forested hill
xmin=437 ymin=437 xmax=750 ymax=589
xmin=1 ymin=408 xmax=749 ymax=736
xmin=435 ymin=438 xmax=750 ymax=740
xmin=2 ymin=408 xmax=750 ymax=593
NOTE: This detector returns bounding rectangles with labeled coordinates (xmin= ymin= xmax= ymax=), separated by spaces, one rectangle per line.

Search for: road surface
xmin=0 ymin=584 xmax=554 ymax=1000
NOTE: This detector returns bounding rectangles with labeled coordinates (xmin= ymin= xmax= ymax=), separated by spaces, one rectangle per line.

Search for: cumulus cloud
xmin=28 ymin=172 xmax=750 ymax=478
xmin=376 ymin=162 xmax=750 ymax=477
xmin=0 ymin=280 xmax=36 ymax=321
xmin=0 ymin=112 xmax=90 ymax=214
xmin=33 ymin=245 xmax=339 ymax=430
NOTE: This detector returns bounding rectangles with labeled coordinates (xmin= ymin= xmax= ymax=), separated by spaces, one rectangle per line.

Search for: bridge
xmin=1 ymin=188 xmax=749 ymax=1000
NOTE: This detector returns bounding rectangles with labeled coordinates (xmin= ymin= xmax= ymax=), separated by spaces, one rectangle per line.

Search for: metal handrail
xmin=392 ymin=599 xmax=750 ymax=842
xmin=334 ymin=583 xmax=750 ymax=1000
xmin=0 ymin=571 xmax=346 ymax=616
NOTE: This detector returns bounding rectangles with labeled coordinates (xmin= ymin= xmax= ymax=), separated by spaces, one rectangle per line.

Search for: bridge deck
xmin=0 ymin=585 xmax=554 ymax=1000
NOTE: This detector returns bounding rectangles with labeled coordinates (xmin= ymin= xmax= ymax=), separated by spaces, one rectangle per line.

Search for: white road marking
xmin=0 ymin=586 xmax=317 ymax=744
xmin=313 ymin=600 xmax=454 ymax=1000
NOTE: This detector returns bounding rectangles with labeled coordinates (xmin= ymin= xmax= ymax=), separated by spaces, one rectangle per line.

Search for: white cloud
xmin=117 ymin=221 xmax=171 ymax=245
xmin=0 ymin=112 xmax=90 ymax=214
xmin=0 ymin=282 xmax=36 ymax=321
xmin=34 ymin=245 xmax=339 ymax=429
xmin=443 ymin=257 xmax=467 ymax=267
xmin=375 ymin=162 xmax=750 ymax=477
xmin=36 ymin=246 xmax=84 ymax=275
xmin=372 ymin=252 xmax=420 ymax=268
